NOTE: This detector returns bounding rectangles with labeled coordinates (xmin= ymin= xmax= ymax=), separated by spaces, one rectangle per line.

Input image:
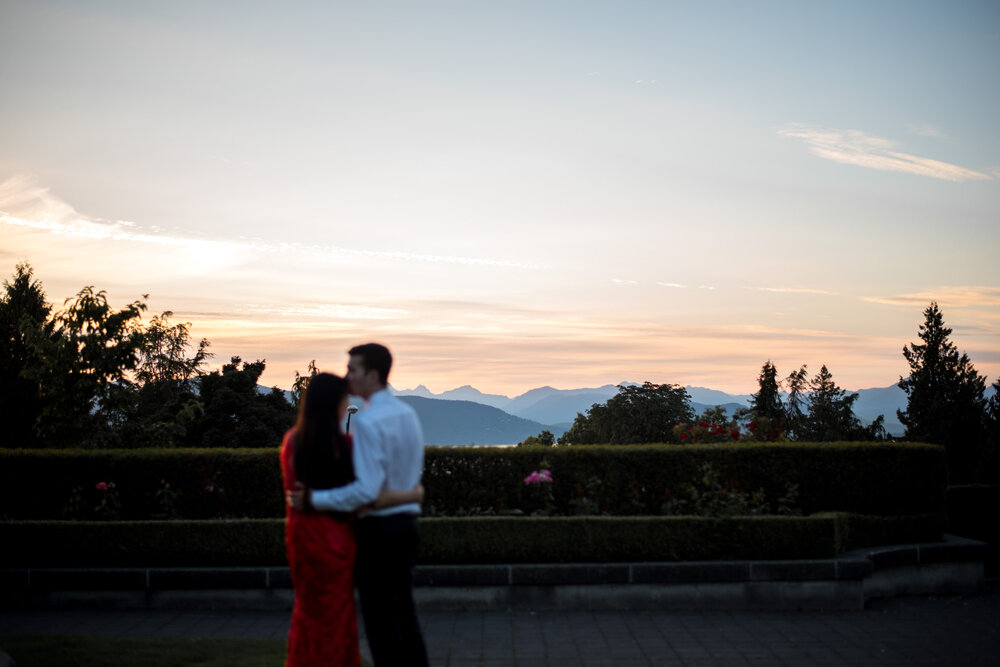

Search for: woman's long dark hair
xmin=293 ymin=372 xmax=354 ymax=489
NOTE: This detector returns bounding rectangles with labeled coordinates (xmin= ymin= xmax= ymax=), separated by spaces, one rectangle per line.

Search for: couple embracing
xmin=280 ymin=343 xmax=428 ymax=667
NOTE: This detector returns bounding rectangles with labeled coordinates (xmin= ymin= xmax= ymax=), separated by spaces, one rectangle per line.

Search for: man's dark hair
xmin=349 ymin=342 xmax=392 ymax=386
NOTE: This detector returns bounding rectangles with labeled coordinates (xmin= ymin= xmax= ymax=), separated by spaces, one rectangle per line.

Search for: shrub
xmin=0 ymin=442 xmax=946 ymax=521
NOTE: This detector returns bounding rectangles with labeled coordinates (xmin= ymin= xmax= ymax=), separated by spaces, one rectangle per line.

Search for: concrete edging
xmin=0 ymin=535 xmax=986 ymax=611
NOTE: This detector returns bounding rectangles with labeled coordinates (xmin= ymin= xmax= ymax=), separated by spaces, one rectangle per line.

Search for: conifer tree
xmin=898 ymin=302 xmax=987 ymax=482
xmin=750 ymin=360 xmax=785 ymax=437
xmin=0 ymin=263 xmax=52 ymax=447
xmin=800 ymin=365 xmax=865 ymax=441
xmin=784 ymin=365 xmax=809 ymax=439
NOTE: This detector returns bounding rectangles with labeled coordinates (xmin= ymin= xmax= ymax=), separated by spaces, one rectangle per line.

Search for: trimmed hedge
xmin=0 ymin=442 xmax=946 ymax=521
xmin=425 ymin=442 xmax=947 ymax=516
xmin=0 ymin=448 xmax=284 ymax=521
xmin=0 ymin=513 xmax=946 ymax=567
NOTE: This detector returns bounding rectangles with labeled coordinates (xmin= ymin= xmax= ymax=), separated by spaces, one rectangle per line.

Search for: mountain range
xmin=387 ymin=382 xmax=913 ymax=446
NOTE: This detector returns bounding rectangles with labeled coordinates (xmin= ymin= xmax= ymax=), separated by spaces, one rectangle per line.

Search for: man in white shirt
xmin=290 ymin=343 xmax=428 ymax=667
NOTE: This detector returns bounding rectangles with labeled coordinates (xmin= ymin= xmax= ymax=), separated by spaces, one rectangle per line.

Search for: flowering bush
xmin=673 ymin=407 xmax=785 ymax=444
xmin=94 ymin=481 xmax=122 ymax=520
xmin=522 ymin=463 xmax=554 ymax=515
xmin=674 ymin=421 xmax=742 ymax=444
xmin=523 ymin=469 xmax=553 ymax=485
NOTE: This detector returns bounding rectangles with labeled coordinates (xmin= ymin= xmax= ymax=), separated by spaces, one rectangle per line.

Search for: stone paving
xmin=3 ymin=584 xmax=999 ymax=666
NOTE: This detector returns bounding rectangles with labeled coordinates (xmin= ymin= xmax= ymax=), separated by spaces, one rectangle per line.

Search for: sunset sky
xmin=2 ymin=1 xmax=998 ymax=397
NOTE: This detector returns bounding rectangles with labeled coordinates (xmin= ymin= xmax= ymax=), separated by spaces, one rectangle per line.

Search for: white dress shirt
xmin=311 ymin=389 xmax=424 ymax=517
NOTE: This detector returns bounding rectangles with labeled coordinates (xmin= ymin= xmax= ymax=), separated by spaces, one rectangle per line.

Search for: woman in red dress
xmin=281 ymin=372 xmax=421 ymax=667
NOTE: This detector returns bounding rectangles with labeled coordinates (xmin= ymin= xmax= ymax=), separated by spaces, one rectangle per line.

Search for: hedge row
xmin=423 ymin=443 xmax=947 ymax=517
xmin=0 ymin=442 xmax=947 ymax=521
xmin=0 ymin=513 xmax=946 ymax=567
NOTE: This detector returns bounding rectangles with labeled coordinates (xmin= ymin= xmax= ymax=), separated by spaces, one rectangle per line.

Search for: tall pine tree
xmin=800 ymin=365 xmax=867 ymax=441
xmin=0 ymin=263 xmax=52 ymax=447
xmin=898 ymin=303 xmax=987 ymax=482
xmin=749 ymin=360 xmax=785 ymax=439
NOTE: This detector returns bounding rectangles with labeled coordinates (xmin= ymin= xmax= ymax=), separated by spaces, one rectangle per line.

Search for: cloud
xmin=863 ymin=286 xmax=1000 ymax=308
xmin=240 ymin=303 xmax=410 ymax=320
xmin=0 ymin=175 xmax=542 ymax=270
xmin=657 ymin=282 xmax=686 ymax=288
xmin=778 ymin=124 xmax=991 ymax=182
xmin=612 ymin=278 xmax=638 ymax=285
xmin=744 ymin=286 xmax=839 ymax=296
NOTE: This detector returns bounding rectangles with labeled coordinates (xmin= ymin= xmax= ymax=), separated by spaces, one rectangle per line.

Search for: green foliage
xmin=0 ymin=262 xmax=52 ymax=448
xmin=0 ymin=443 xmax=947 ymax=522
xmin=750 ymin=360 xmax=786 ymax=428
xmin=661 ymin=463 xmax=800 ymax=517
xmin=0 ymin=513 xmax=945 ymax=567
xmin=984 ymin=381 xmax=1000 ymax=482
xmin=291 ymin=359 xmax=319 ymax=408
xmin=121 ymin=311 xmax=212 ymax=448
xmin=518 ymin=429 xmax=555 ymax=447
xmin=558 ymin=382 xmax=694 ymax=445
xmin=184 ymin=357 xmax=295 ymax=448
xmin=673 ymin=406 xmax=743 ymax=443
xmin=799 ymin=365 xmax=879 ymax=441
xmin=749 ymin=362 xmax=884 ymax=443
xmin=673 ymin=406 xmax=783 ymax=444
xmin=898 ymin=303 xmax=988 ymax=482
xmin=0 ymin=448 xmax=285 ymax=521
xmin=21 ymin=285 xmax=148 ymax=447
xmin=0 ymin=265 xmax=295 ymax=450
xmin=784 ymin=365 xmax=809 ymax=439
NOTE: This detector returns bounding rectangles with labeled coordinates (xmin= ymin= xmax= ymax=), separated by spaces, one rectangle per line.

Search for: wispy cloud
xmin=778 ymin=124 xmax=991 ymax=182
xmin=0 ymin=175 xmax=543 ymax=270
xmin=657 ymin=282 xmax=687 ymax=288
xmin=612 ymin=278 xmax=638 ymax=285
xmin=240 ymin=303 xmax=410 ymax=320
xmin=744 ymin=286 xmax=839 ymax=296
xmin=863 ymin=286 xmax=1000 ymax=308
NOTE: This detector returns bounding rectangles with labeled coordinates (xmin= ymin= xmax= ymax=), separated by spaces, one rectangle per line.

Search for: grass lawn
xmin=0 ymin=634 xmax=373 ymax=667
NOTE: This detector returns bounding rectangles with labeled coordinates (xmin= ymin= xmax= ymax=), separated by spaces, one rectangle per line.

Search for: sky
xmin=2 ymin=0 xmax=999 ymax=397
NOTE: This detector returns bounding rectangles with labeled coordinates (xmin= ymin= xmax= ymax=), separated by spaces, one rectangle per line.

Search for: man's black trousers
xmin=354 ymin=514 xmax=428 ymax=667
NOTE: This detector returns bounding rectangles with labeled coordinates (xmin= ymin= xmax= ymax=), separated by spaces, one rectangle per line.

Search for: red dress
xmin=281 ymin=428 xmax=361 ymax=667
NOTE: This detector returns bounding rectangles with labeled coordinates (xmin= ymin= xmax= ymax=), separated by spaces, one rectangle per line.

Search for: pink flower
xmin=96 ymin=482 xmax=108 ymax=492
xmin=524 ymin=469 xmax=553 ymax=485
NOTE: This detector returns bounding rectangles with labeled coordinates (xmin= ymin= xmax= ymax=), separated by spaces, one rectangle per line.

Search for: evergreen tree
xmin=799 ymin=365 xmax=867 ymax=441
xmin=749 ymin=360 xmax=785 ymax=438
xmin=0 ymin=263 xmax=52 ymax=447
xmin=784 ymin=365 xmax=809 ymax=439
xmin=983 ymin=381 xmax=1000 ymax=482
xmin=898 ymin=303 xmax=987 ymax=482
